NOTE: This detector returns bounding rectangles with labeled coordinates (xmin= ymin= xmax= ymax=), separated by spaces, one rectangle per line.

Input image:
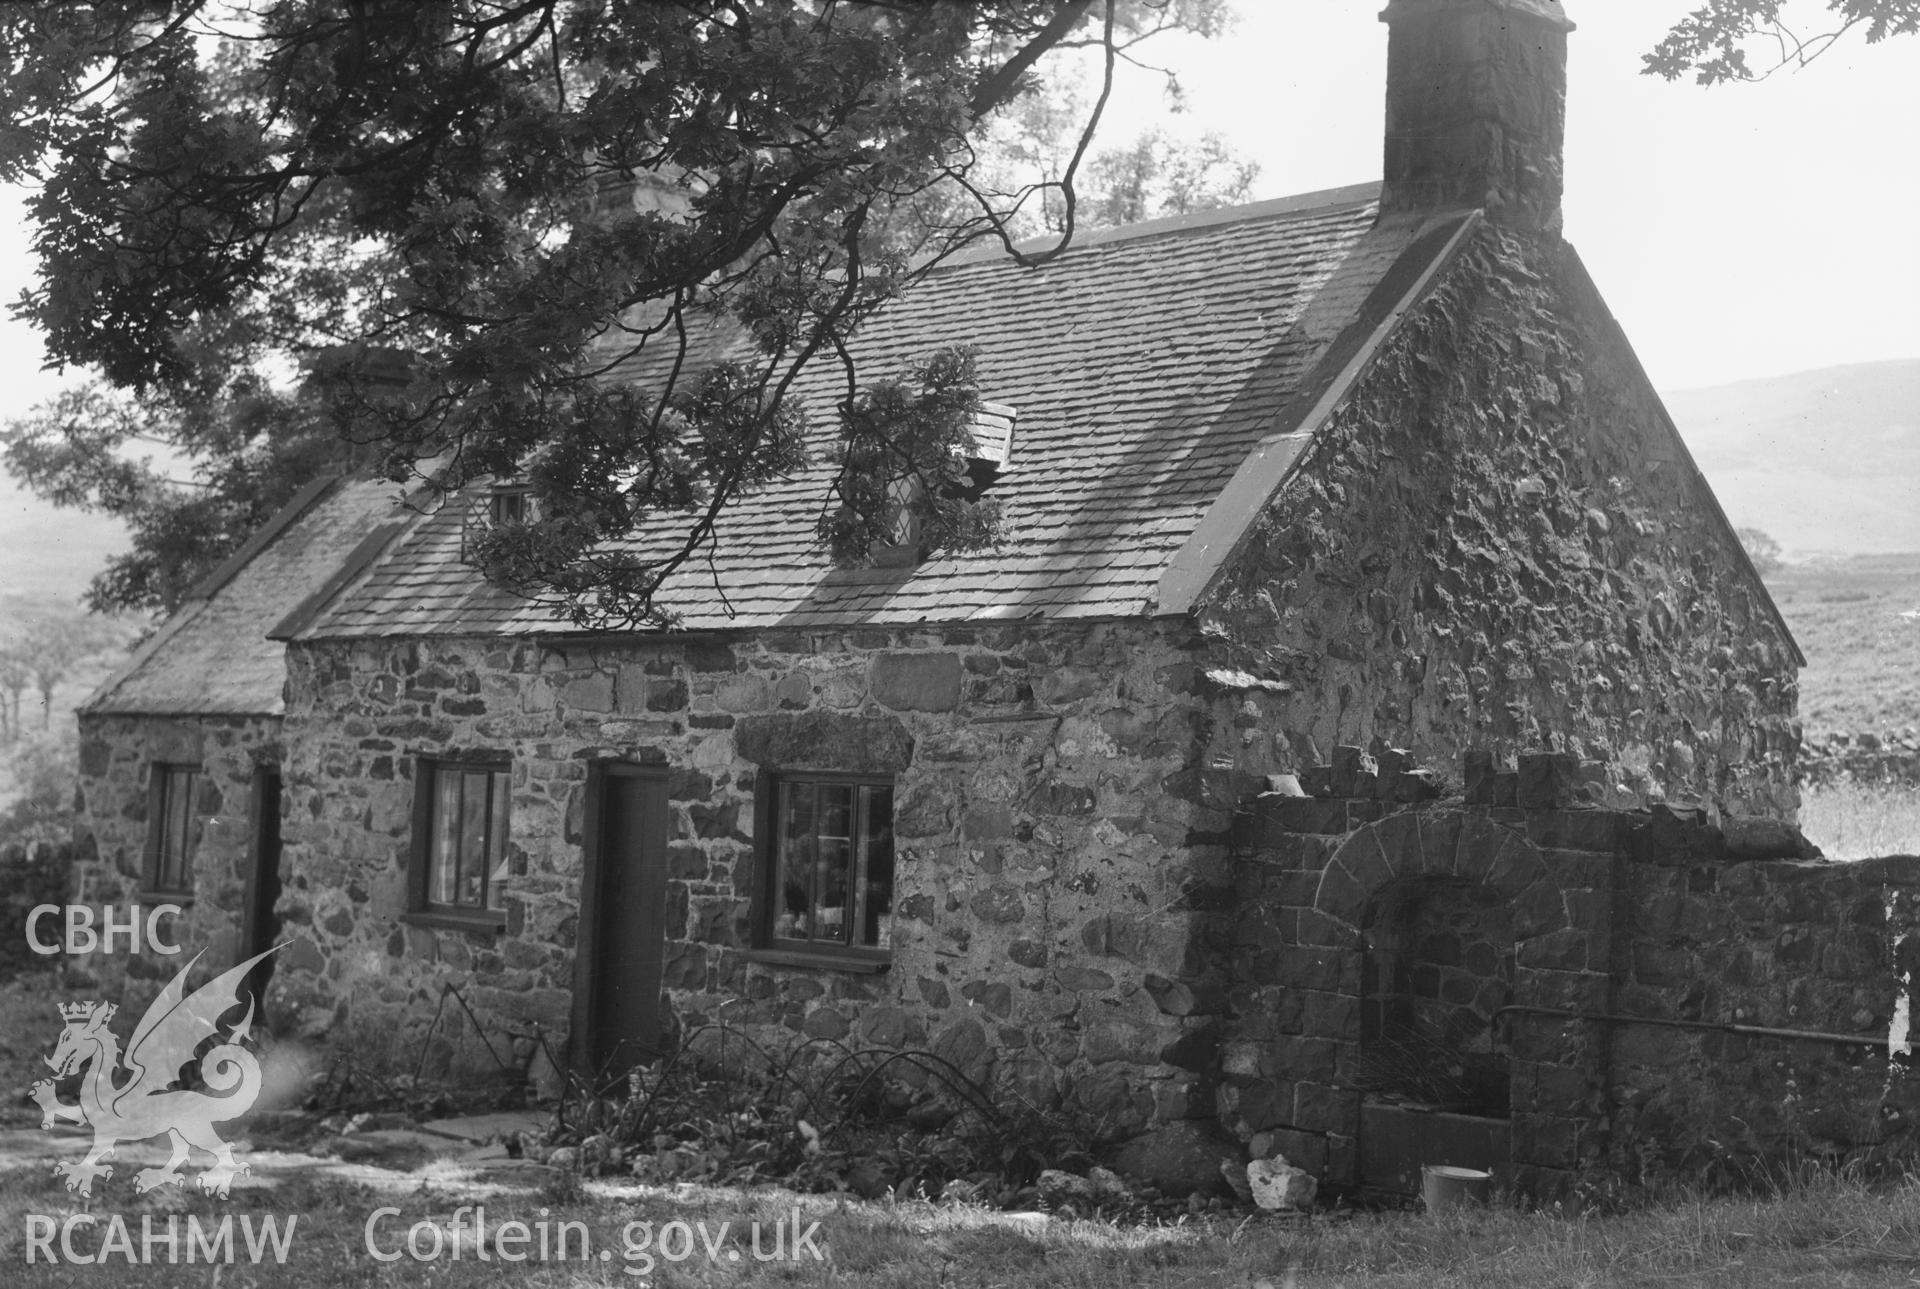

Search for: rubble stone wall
xmin=276 ymin=621 xmax=1227 ymax=1131
xmin=1196 ymin=223 xmax=1801 ymax=819
xmin=66 ymin=712 xmax=278 ymax=1001
xmin=1225 ymin=757 xmax=1919 ymax=1200
xmin=1607 ymin=839 xmax=1917 ymax=1187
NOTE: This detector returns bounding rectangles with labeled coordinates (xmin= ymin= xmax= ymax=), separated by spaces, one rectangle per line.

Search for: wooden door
xmin=239 ymin=766 xmax=282 ymax=1005
xmin=570 ymin=763 xmax=670 ymax=1088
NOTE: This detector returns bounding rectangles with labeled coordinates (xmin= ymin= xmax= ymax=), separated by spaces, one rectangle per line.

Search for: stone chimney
xmin=1378 ymin=0 xmax=1575 ymax=231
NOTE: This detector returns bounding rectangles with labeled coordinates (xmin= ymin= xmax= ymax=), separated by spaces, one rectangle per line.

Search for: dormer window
xmin=819 ymin=349 xmax=1011 ymax=567
xmin=871 ymin=475 xmax=928 ymax=569
xmin=868 ymin=402 xmax=1016 ymax=568
xmin=462 ymin=482 xmax=538 ymax=560
xmin=489 ymin=485 xmax=532 ymax=527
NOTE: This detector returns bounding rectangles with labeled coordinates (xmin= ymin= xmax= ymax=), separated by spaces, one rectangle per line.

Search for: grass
xmin=5 ymin=1158 xmax=1920 ymax=1287
xmin=1799 ymin=779 xmax=1920 ymax=860
xmin=10 ymin=978 xmax=1920 ymax=1288
xmin=1764 ymin=553 xmax=1920 ymax=736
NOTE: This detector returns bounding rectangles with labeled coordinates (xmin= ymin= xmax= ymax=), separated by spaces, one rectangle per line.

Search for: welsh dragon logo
xmin=32 ymin=946 xmax=280 ymax=1198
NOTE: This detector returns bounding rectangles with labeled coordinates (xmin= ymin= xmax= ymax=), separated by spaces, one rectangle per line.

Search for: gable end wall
xmin=66 ymin=712 xmax=280 ymax=1003
xmin=1195 ymin=223 xmax=1799 ymax=817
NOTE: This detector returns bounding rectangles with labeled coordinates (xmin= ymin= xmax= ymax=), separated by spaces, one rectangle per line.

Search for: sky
xmin=0 ymin=0 xmax=1915 ymax=421
xmin=1098 ymin=0 xmax=1920 ymax=392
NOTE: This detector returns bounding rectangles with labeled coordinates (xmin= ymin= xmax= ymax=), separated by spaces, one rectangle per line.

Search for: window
xmin=829 ymin=402 xmax=1015 ymax=571
xmin=489 ymin=486 xmax=531 ymax=527
xmin=410 ymin=759 xmax=512 ymax=923
xmin=871 ymin=476 xmax=925 ymax=566
xmin=143 ymin=763 xmax=200 ymax=896
xmin=462 ymin=484 xmax=537 ymax=560
xmin=758 ymin=776 xmax=894 ymax=960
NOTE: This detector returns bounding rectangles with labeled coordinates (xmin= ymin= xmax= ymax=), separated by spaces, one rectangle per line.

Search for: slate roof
xmin=81 ymin=476 xmax=408 ymax=716
xmin=295 ymin=183 xmax=1471 ymax=638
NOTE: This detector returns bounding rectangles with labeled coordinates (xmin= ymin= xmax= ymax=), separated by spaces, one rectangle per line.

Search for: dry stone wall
xmin=1196 ymin=223 xmax=1801 ymax=819
xmin=1801 ymin=730 xmax=1920 ymax=786
xmin=277 ymin=621 xmax=1228 ymax=1131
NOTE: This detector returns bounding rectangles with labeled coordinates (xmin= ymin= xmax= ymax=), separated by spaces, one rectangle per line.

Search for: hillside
xmin=0 ymin=472 xmax=126 ymax=604
xmin=1663 ymin=359 xmax=1920 ymax=559
xmin=1762 ymin=553 xmax=1920 ymax=736
xmin=1662 ymin=360 xmax=1920 ymax=736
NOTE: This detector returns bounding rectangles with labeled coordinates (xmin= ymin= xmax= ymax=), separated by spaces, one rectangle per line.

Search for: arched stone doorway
xmin=1296 ymin=809 xmax=1593 ymax=1193
xmin=1359 ymin=876 xmax=1514 ymax=1115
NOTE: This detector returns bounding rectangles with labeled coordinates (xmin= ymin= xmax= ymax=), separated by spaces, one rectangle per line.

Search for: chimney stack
xmin=1379 ymin=0 xmax=1575 ymax=231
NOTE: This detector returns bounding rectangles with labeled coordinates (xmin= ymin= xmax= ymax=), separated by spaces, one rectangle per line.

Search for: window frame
xmin=407 ymin=755 xmax=513 ymax=930
xmin=142 ymin=762 xmax=201 ymax=900
xmin=488 ymin=485 xmax=533 ymax=527
xmin=866 ymin=475 xmax=926 ymax=568
xmin=752 ymin=771 xmax=895 ymax=969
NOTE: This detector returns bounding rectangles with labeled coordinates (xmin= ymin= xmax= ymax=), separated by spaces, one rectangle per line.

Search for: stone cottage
xmin=71 ymin=475 xmax=409 ymax=989
xmin=73 ymin=0 xmax=1827 ymax=1194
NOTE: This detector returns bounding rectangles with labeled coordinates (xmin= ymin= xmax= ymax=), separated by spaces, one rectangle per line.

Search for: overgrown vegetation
xmin=0 ymin=0 xmax=1250 ymax=627
xmin=0 ymin=841 xmax=68 ymax=979
xmin=0 ymin=592 xmax=135 ymax=830
xmin=0 ymin=594 xmax=132 ymax=744
xmin=541 ymin=1021 xmax=1124 ymax=1214
xmin=9 ymin=969 xmax=1920 ymax=1285
xmin=1800 ymin=778 xmax=1920 ymax=859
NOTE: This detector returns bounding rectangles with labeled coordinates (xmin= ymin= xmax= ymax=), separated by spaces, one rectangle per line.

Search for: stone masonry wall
xmin=1606 ymin=830 xmax=1919 ymax=1187
xmin=1197 ymin=223 xmax=1801 ymax=819
xmin=277 ymin=620 xmax=1229 ymax=1134
xmin=67 ymin=712 xmax=278 ymax=1000
xmin=1225 ymin=757 xmax=1918 ymax=1200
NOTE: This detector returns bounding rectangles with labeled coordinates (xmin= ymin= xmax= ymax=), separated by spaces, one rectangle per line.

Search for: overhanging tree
xmin=8 ymin=2 xmax=1906 ymax=626
xmin=1648 ymin=0 xmax=1918 ymax=82
xmin=0 ymin=0 xmax=1229 ymax=626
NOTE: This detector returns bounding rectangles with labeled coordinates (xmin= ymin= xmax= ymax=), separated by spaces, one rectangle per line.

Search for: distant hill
xmin=1662 ymin=359 xmax=1920 ymax=559
xmin=0 ymin=472 xmax=125 ymax=605
xmin=1662 ymin=359 xmax=1920 ymax=734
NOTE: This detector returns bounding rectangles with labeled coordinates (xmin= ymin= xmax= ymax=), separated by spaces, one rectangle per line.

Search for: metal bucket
xmin=1422 ymin=1164 xmax=1492 ymax=1212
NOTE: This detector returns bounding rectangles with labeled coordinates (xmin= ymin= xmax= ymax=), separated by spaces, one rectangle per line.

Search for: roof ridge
xmin=934 ymin=181 xmax=1381 ymax=270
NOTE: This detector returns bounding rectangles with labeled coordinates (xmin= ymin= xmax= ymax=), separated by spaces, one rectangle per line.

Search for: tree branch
xmin=969 ymin=0 xmax=1096 ymax=119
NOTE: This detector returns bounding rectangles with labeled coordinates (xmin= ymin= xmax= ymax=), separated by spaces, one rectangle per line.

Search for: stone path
xmin=0 ymin=1110 xmax=552 ymax=1196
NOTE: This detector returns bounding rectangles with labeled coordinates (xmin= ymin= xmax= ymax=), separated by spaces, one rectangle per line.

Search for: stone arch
xmin=1293 ymin=808 xmax=1591 ymax=1190
xmin=1311 ymin=811 xmax=1565 ymax=941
